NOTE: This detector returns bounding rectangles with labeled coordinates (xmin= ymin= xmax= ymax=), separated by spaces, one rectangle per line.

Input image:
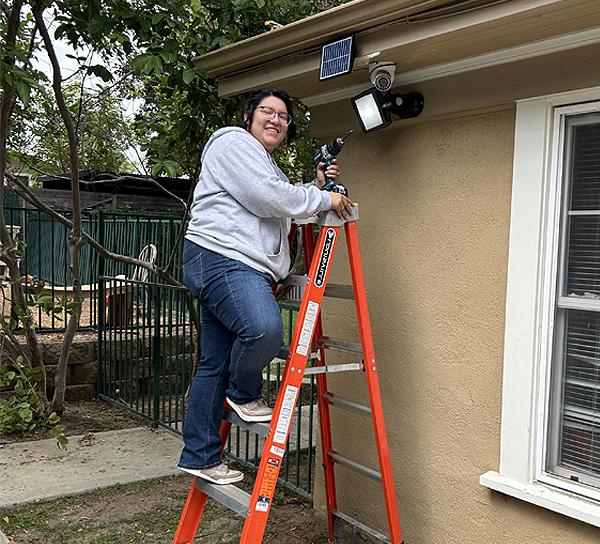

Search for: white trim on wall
xmin=480 ymin=86 xmax=600 ymax=527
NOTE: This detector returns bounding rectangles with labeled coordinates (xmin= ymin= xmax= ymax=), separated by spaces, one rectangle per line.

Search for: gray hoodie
xmin=186 ymin=127 xmax=332 ymax=280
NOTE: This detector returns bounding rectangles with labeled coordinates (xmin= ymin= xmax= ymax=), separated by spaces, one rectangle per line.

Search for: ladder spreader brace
xmin=173 ymin=205 xmax=405 ymax=543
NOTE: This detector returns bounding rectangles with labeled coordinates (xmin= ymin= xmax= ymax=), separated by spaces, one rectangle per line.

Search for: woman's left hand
xmin=315 ymin=160 xmax=339 ymax=188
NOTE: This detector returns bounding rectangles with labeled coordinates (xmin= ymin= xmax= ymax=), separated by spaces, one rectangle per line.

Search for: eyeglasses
xmin=256 ymin=105 xmax=292 ymax=126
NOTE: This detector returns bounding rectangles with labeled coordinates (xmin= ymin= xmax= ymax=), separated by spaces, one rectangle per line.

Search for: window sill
xmin=480 ymin=471 xmax=600 ymax=528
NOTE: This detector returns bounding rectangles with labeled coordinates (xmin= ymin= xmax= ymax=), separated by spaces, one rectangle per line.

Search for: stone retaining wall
xmin=42 ymin=337 xmax=97 ymax=401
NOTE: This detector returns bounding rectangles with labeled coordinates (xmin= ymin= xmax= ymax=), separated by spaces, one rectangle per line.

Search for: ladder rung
xmin=304 ymin=362 xmax=363 ymax=375
xmin=223 ymin=410 xmax=270 ymax=438
xmin=324 ymin=283 xmax=354 ymax=300
xmin=328 ymin=451 xmax=381 ymax=481
xmin=318 ymin=336 xmax=363 ymax=354
xmin=332 ymin=510 xmax=392 ymax=543
xmin=279 ymin=275 xmax=353 ymax=300
xmin=193 ymin=479 xmax=250 ymax=517
xmin=322 ymin=392 xmax=371 ymax=417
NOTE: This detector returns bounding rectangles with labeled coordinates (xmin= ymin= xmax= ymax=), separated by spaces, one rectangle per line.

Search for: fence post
xmin=152 ymin=283 xmax=161 ymax=427
xmin=97 ymin=277 xmax=106 ymax=397
xmin=97 ymin=210 xmax=105 ymax=280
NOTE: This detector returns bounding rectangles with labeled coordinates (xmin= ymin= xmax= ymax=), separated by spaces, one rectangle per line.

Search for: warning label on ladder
xmin=296 ymin=301 xmax=319 ymax=356
xmin=273 ymin=385 xmax=298 ymax=444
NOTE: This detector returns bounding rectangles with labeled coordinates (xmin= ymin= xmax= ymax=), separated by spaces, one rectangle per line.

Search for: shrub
xmin=0 ymin=357 xmax=68 ymax=448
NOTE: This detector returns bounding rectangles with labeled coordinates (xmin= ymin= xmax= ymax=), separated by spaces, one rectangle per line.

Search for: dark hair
xmin=241 ymin=89 xmax=297 ymax=143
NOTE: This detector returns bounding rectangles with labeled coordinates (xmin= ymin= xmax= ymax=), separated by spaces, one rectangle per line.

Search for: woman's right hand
xmin=329 ymin=192 xmax=354 ymax=220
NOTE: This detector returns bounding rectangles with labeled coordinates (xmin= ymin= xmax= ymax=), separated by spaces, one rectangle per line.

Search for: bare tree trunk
xmin=33 ymin=2 xmax=83 ymax=414
xmin=0 ymin=0 xmax=47 ymax=405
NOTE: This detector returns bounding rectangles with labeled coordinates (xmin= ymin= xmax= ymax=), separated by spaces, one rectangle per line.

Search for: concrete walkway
xmin=0 ymin=426 xmax=183 ymax=510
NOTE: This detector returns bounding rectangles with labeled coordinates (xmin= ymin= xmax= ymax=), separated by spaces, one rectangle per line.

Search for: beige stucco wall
xmin=314 ymin=109 xmax=600 ymax=543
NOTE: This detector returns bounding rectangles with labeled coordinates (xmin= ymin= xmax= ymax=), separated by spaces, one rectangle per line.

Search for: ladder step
xmin=193 ymin=479 xmax=250 ymax=517
xmin=328 ymin=451 xmax=381 ymax=481
xmin=318 ymin=336 xmax=363 ymax=354
xmin=322 ymin=392 xmax=371 ymax=417
xmin=223 ymin=410 xmax=270 ymax=438
xmin=332 ymin=510 xmax=392 ymax=543
xmin=304 ymin=362 xmax=364 ymax=375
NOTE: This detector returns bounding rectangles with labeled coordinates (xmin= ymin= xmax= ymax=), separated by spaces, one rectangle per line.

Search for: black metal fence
xmin=96 ymin=276 xmax=317 ymax=499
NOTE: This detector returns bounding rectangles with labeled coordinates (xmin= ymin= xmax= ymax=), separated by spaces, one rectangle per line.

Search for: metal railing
xmin=97 ymin=276 xmax=198 ymax=428
xmin=96 ymin=277 xmax=317 ymax=499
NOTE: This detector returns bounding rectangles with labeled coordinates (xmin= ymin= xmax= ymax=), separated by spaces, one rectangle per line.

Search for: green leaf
xmin=18 ymin=408 xmax=32 ymax=422
xmin=182 ymin=69 xmax=196 ymax=85
xmin=57 ymin=435 xmax=69 ymax=450
xmin=131 ymin=54 xmax=151 ymax=74
xmin=36 ymin=295 xmax=54 ymax=305
xmin=151 ymin=162 xmax=162 ymax=177
xmin=152 ymin=13 xmax=166 ymax=25
xmin=88 ymin=17 xmax=108 ymax=37
xmin=15 ymin=80 xmax=31 ymax=107
xmin=163 ymin=160 xmax=179 ymax=177
xmin=87 ymin=65 xmax=114 ymax=82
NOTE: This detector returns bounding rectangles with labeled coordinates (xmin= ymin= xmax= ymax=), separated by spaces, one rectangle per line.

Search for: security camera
xmin=368 ymin=61 xmax=396 ymax=92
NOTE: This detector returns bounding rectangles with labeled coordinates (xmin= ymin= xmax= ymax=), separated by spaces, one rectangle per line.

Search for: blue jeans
xmin=178 ymin=240 xmax=284 ymax=469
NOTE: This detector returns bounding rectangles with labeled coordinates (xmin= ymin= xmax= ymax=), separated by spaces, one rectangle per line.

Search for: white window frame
xmin=480 ymin=86 xmax=600 ymax=527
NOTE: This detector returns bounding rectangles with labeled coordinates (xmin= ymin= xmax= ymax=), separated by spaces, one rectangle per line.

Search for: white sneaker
xmin=177 ymin=462 xmax=244 ymax=485
xmin=226 ymin=397 xmax=273 ymax=422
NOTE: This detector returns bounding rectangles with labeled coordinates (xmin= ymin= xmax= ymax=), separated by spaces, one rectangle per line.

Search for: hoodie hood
xmin=201 ymin=127 xmax=250 ymax=163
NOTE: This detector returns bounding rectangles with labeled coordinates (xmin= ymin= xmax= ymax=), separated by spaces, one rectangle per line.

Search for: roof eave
xmin=193 ymin=0 xmax=455 ymax=78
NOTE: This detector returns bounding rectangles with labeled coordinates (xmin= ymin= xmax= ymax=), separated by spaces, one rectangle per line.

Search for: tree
xmin=11 ymin=80 xmax=135 ymax=175
xmin=0 ymin=0 xmax=349 ymax=432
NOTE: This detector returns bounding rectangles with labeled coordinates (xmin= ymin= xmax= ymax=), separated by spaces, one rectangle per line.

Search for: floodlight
xmin=351 ymin=88 xmax=424 ymax=133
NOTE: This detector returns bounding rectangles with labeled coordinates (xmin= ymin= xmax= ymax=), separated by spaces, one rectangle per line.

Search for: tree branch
xmin=6 ymin=172 xmax=184 ymax=288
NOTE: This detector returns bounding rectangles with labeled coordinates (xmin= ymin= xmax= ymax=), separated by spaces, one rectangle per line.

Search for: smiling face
xmin=248 ymin=96 xmax=289 ymax=153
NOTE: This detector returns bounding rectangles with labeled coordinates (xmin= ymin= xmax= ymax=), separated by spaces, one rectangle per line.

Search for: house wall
xmin=314 ymin=109 xmax=600 ymax=543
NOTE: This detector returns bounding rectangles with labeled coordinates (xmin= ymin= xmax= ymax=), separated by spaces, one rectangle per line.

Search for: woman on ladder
xmin=177 ymin=89 xmax=353 ymax=485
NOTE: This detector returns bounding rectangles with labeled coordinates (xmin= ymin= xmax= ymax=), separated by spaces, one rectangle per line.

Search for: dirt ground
xmin=0 ymin=400 xmax=149 ymax=445
xmin=0 ymin=474 xmax=331 ymax=543
xmin=0 ymin=400 xmax=333 ymax=544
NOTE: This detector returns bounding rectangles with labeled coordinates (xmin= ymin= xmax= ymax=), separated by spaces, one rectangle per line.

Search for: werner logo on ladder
xmin=172 ymin=200 xmax=405 ymax=543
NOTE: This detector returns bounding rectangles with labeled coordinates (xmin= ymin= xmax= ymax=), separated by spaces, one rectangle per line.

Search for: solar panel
xmin=319 ymin=36 xmax=354 ymax=81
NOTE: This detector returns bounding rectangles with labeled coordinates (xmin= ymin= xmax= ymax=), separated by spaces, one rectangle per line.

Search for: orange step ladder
xmin=173 ymin=206 xmax=404 ymax=543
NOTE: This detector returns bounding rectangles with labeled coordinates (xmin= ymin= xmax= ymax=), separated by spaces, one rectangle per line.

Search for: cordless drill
xmin=313 ymin=130 xmax=353 ymax=196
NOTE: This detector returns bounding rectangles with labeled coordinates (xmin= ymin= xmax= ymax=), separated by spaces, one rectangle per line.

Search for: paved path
xmin=0 ymin=426 xmax=183 ymax=509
